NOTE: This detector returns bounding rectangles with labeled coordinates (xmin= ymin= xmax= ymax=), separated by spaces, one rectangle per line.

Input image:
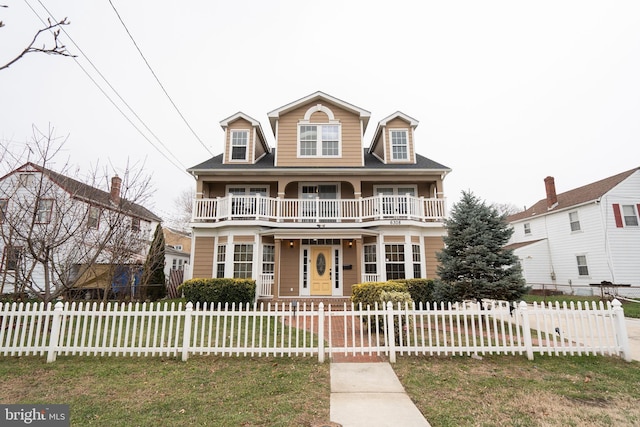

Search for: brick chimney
xmin=110 ymin=175 xmax=122 ymax=205
xmin=544 ymin=176 xmax=557 ymax=209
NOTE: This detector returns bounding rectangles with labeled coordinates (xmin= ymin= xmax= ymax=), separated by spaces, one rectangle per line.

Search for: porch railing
xmin=192 ymin=194 xmax=446 ymax=223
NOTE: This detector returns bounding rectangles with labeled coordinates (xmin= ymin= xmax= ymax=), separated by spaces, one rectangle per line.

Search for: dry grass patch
xmin=394 ymin=355 xmax=640 ymax=427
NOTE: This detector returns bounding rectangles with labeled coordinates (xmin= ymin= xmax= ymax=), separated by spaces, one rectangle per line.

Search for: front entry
xmin=310 ymin=247 xmax=332 ymax=295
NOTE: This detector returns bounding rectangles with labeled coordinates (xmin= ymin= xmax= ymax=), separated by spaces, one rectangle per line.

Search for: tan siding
xmin=363 ymin=236 xmax=377 ymax=244
xmin=224 ymin=119 xmax=254 ymax=165
xmin=279 ymin=242 xmax=300 ymax=296
xmin=218 ymin=236 xmax=228 ymax=244
xmin=343 ymin=241 xmax=358 ymax=295
xmin=192 ymin=236 xmax=215 ymax=278
xmin=276 ymin=101 xmax=363 ymax=167
xmin=411 ymin=235 xmax=420 ymax=244
xmin=423 ymin=236 xmax=444 ymax=279
xmin=373 ymin=132 xmax=385 ymax=160
xmin=233 ymin=235 xmax=255 ymax=243
xmin=341 ymin=183 xmax=355 ymax=199
xmin=384 ymin=235 xmax=406 ymax=243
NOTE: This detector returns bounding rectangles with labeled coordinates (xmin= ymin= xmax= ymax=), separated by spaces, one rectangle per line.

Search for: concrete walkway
xmin=329 ymin=362 xmax=430 ymax=427
xmin=625 ymin=317 xmax=640 ymax=362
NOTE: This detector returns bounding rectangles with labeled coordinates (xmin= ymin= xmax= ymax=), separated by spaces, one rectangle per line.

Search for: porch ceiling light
xmin=289 ymin=240 xmax=294 ymax=248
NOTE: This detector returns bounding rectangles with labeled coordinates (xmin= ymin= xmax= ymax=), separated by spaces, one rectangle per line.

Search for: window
xmin=0 ymin=199 xmax=7 ymax=222
xmin=230 ymin=130 xmax=249 ymax=161
xmin=390 ymin=130 xmax=408 ymax=160
xmin=216 ymin=245 xmax=226 ymax=278
xmin=299 ymin=124 xmax=340 ymax=157
xmin=18 ymin=173 xmax=34 ymax=187
xmin=131 ymin=218 xmax=140 ymax=232
xmin=569 ymin=211 xmax=581 ymax=232
xmin=622 ymin=205 xmax=639 ymax=226
xmin=4 ymin=246 xmax=22 ymax=271
xmin=412 ymin=244 xmax=422 ymax=279
xmin=174 ymin=245 xmax=183 ymax=251
xmin=88 ymin=206 xmax=100 ymax=229
xmin=385 ymin=244 xmax=405 ymax=280
xmin=364 ymin=245 xmax=377 ymax=276
xmin=233 ymin=244 xmax=253 ymax=278
xmin=36 ymin=199 xmax=53 ymax=223
xmin=262 ymin=244 xmax=275 ymax=275
xmin=524 ymin=223 xmax=531 ymax=235
xmin=576 ymin=255 xmax=589 ymax=276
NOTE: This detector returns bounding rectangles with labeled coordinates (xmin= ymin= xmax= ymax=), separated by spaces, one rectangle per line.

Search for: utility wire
xmin=107 ymin=0 xmax=214 ymax=156
xmin=25 ymin=0 xmax=191 ymax=177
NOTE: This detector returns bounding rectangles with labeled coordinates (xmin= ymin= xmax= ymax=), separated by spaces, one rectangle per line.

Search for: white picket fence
xmin=0 ymin=299 xmax=632 ymax=363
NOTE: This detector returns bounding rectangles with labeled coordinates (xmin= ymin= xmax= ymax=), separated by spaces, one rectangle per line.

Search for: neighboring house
xmin=188 ymin=91 xmax=451 ymax=301
xmin=164 ymin=244 xmax=191 ymax=299
xmin=0 ymin=162 xmax=161 ymax=298
xmin=164 ymin=227 xmax=192 ymax=254
xmin=506 ymin=168 xmax=640 ymax=297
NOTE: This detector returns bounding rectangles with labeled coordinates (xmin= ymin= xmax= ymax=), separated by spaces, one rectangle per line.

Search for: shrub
xmin=178 ymin=278 xmax=255 ymax=308
xmin=380 ymin=290 xmax=414 ymax=343
xmin=390 ymin=279 xmax=435 ymax=308
xmin=351 ymin=281 xmax=407 ymax=309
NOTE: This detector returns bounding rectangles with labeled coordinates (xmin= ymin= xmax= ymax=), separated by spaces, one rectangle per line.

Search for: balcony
xmin=192 ymin=194 xmax=446 ymax=223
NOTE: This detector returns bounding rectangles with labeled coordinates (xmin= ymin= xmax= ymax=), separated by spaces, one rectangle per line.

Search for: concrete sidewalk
xmin=625 ymin=317 xmax=640 ymax=362
xmin=329 ymin=362 xmax=430 ymax=427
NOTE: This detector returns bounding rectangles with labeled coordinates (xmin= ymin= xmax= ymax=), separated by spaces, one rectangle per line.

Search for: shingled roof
xmin=9 ymin=162 xmax=161 ymax=222
xmin=508 ymin=167 xmax=639 ymax=222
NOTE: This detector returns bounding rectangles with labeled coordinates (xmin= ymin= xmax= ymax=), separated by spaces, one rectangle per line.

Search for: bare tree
xmin=492 ymin=202 xmax=524 ymax=217
xmin=1 ymin=5 xmax=75 ymax=71
xmin=166 ymin=188 xmax=194 ymax=232
xmin=0 ymin=126 xmax=157 ymax=302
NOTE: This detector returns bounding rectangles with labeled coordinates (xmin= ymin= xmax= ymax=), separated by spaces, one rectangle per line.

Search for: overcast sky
xmin=2 ymin=1 xmax=639 ymax=219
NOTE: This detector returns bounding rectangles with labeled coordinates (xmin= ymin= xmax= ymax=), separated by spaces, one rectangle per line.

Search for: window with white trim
xmin=36 ymin=199 xmax=53 ymax=223
xmin=385 ymin=244 xmax=405 ymax=280
xmin=412 ymin=244 xmax=422 ymax=279
xmin=230 ymin=130 xmax=249 ymax=161
xmin=569 ymin=211 xmax=581 ymax=232
xmin=262 ymin=244 xmax=274 ymax=275
xmin=622 ymin=205 xmax=639 ymax=226
xmin=233 ymin=244 xmax=253 ymax=278
xmin=524 ymin=223 xmax=531 ymax=235
xmin=576 ymin=255 xmax=589 ymax=276
xmin=131 ymin=217 xmax=140 ymax=232
xmin=216 ymin=245 xmax=226 ymax=278
xmin=4 ymin=246 xmax=22 ymax=271
xmin=88 ymin=206 xmax=100 ymax=229
xmin=364 ymin=244 xmax=377 ymax=276
xmin=299 ymin=124 xmax=340 ymax=157
xmin=390 ymin=130 xmax=408 ymax=160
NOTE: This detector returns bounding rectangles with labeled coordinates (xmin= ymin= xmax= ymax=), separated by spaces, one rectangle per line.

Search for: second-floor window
xmin=4 ymin=246 xmax=23 ymax=271
xmin=36 ymin=199 xmax=53 ymax=223
xmin=299 ymin=124 xmax=340 ymax=157
xmin=131 ymin=218 xmax=140 ymax=232
xmin=0 ymin=199 xmax=7 ymax=222
xmin=390 ymin=130 xmax=408 ymax=160
xmin=622 ymin=205 xmax=639 ymax=226
xmin=569 ymin=211 xmax=581 ymax=232
xmin=231 ymin=130 xmax=249 ymax=161
xmin=88 ymin=206 xmax=100 ymax=229
xmin=524 ymin=223 xmax=531 ymax=235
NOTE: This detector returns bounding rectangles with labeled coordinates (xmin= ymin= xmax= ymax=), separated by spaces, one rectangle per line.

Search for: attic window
xmin=298 ymin=124 xmax=340 ymax=157
xmin=231 ymin=130 xmax=249 ymax=161
xmin=390 ymin=130 xmax=408 ymax=160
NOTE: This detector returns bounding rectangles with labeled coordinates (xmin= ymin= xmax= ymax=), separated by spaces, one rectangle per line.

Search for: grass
xmin=522 ymin=294 xmax=640 ymax=319
xmin=394 ymin=355 xmax=640 ymax=427
xmin=0 ymin=356 xmax=330 ymax=427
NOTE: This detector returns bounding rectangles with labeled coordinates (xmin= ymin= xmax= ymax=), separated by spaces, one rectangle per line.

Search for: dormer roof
xmin=267 ymin=91 xmax=371 ymax=136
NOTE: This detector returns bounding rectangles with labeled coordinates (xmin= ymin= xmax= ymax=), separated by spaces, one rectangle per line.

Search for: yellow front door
xmin=310 ymin=247 xmax=332 ymax=296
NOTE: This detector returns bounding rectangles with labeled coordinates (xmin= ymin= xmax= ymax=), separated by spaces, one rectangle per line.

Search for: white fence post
xmin=182 ymin=302 xmax=193 ymax=362
xmin=386 ymin=301 xmax=396 ymax=363
xmin=519 ymin=301 xmax=534 ymax=361
xmin=318 ymin=302 xmax=325 ymax=363
xmin=611 ymin=299 xmax=631 ymax=362
xmin=46 ymin=301 xmax=64 ymax=363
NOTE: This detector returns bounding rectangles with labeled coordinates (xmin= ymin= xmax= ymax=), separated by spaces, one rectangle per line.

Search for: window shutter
xmin=612 ymin=204 xmax=623 ymax=228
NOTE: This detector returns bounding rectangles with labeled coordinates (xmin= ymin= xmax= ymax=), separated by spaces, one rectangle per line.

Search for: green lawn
xmin=522 ymin=294 xmax=640 ymax=318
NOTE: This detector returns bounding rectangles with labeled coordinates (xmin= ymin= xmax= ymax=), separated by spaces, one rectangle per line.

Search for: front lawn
xmin=522 ymin=294 xmax=640 ymax=318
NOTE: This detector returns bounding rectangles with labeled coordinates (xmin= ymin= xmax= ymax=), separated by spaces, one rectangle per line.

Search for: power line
xmin=24 ymin=0 xmax=191 ymax=178
xmin=107 ymin=0 xmax=214 ymax=157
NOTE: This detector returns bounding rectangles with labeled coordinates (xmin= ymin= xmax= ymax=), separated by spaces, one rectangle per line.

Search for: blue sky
xmin=2 ymin=1 xmax=639 ymax=218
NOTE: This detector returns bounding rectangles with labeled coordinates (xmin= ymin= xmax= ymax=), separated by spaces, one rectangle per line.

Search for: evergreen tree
xmin=436 ymin=191 xmax=528 ymax=302
xmin=141 ymin=224 xmax=166 ymax=301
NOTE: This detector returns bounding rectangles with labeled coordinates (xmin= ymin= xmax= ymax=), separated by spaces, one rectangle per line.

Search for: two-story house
xmin=0 ymin=162 xmax=161 ymax=299
xmin=506 ymin=168 xmax=640 ymax=297
xmin=188 ymin=92 xmax=451 ymax=302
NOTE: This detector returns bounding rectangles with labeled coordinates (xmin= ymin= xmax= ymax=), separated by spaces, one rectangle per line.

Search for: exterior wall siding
xmin=423 ymin=236 xmax=444 ymax=279
xmin=224 ymin=118 xmax=254 ymax=165
xmin=192 ymin=236 xmax=215 ymax=278
xmin=384 ymin=118 xmax=415 ymax=164
xmin=279 ymin=241 xmax=300 ymax=296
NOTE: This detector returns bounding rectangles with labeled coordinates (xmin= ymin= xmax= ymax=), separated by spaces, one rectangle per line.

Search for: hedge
xmin=178 ymin=278 xmax=255 ymax=307
xmin=351 ymin=281 xmax=407 ymax=309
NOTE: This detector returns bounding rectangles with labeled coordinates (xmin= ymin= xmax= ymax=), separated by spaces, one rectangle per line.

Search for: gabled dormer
xmin=368 ymin=111 xmax=419 ymax=165
xmin=220 ymin=112 xmax=270 ymax=165
xmin=267 ymin=91 xmax=371 ymax=167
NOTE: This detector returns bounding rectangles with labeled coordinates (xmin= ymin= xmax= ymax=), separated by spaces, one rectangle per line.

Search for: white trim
xmin=229 ymin=130 xmax=250 ymax=162
xmin=389 ymin=128 xmax=409 ymax=161
xmin=302 ymin=104 xmax=337 ymax=122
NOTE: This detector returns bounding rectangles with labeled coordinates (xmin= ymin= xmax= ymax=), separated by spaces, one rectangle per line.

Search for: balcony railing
xmin=193 ymin=194 xmax=446 ymax=223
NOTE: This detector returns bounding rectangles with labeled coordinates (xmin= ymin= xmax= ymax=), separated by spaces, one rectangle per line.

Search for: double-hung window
xmin=233 ymin=244 xmax=253 ymax=278
xmin=385 ymin=244 xmax=405 ymax=280
xmin=36 ymin=199 xmax=53 ymax=223
xmin=390 ymin=130 xmax=408 ymax=160
xmin=622 ymin=205 xmax=639 ymax=226
xmin=230 ymin=130 xmax=249 ymax=161
xmin=576 ymin=255 xmax=589 ymax=276
xmin=0 ymin=199 xmax=7 ymax=222
xmin=88 ymin=206 xmax=100 ymax=229
xmin=216 ymin=245 xmax=226 ymax=278
xmin=299 ymin=124 xmax=340 ymax=157
xmin=569 ymin=211 xmax=581 ymax=232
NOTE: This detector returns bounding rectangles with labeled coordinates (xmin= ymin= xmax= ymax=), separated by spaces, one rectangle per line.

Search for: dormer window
xmin=390 ymin=129 xmax=408 ymax=160
xmin=231 ymin=130 xmax=249 ymax=161
xmin=299 ymin=124 xmax=340 ymax=157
